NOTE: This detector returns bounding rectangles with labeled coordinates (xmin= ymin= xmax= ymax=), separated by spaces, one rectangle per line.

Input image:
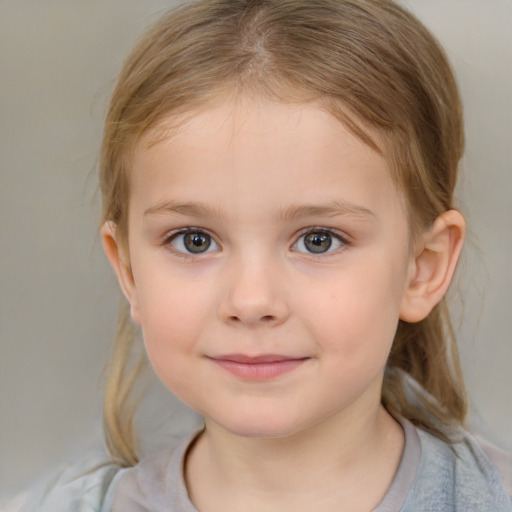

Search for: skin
xmin=103 ymin=97 xmax=465 ymax=511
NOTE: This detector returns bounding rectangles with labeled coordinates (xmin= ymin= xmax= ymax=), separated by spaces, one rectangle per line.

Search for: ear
xmin=101 ymin=221 xmax=141 ymax=325
xmin=399 ymin=210 xmax=465 ymax=323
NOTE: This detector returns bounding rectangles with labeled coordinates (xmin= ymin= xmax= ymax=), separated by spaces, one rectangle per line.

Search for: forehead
xmin=140 ymin=93 xmax=384 ymax=160
xmin=130 ymin=98 xmax=404 ymax=222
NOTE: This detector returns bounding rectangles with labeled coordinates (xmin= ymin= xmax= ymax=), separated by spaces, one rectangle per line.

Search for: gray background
xmin=1 ymin=0 xmax=511 ymax=500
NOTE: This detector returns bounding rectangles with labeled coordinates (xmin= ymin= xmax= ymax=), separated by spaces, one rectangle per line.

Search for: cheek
xmin=302 ymin=258 xmax=406 ymax=364
xmin=133 ymin=269 xmax=214 ymax=377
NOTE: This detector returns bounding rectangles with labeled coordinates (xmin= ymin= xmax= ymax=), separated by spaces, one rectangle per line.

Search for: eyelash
xmin=295 ymin=228 xmax=349 ymax=253
xmin=163 ymin=228 xmax=220 ymax=258
xmin=162 ymin=227 xmax=350 ymax=257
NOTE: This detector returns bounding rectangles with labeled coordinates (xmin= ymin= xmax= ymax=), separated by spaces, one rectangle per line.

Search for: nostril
xmin=225 ymin=314 xmax=278 ymax=325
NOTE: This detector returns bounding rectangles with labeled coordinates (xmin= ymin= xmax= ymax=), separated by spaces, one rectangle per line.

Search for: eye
xmin=293 ymin=230 xmax=346 ymax=254
xmin=168 ymin=230 xmax=219 ymax=255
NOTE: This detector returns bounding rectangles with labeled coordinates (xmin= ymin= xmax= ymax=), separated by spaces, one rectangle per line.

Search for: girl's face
xmin=122 ymin=98 xmax=415 ymax=438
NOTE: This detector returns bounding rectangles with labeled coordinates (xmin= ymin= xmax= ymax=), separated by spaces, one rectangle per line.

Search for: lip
xmin=207 ymin=354 xmax=310 ymax=380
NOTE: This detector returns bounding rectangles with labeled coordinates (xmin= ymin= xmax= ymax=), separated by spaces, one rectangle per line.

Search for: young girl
xmin=12 ymin=0 xmax=512 ymax=510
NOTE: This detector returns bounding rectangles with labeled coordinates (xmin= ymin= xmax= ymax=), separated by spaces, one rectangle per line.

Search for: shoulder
xmin=477 ymin=435 xmax=512 ymax=496
xmin=403 ymin=425 xmax=512 ymax=511
xmin=110 ymin=430 xmax=201 ymax=512
xmin=2 ymin=452 xmax=123 ymax=512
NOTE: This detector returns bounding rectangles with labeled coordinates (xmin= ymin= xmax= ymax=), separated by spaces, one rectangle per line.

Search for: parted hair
xmin=100 ymin=0 xmax=467 ymax=466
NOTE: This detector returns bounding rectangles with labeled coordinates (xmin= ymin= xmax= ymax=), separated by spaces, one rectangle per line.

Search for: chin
xmin=212 ymin=411 xmax=307 ymax=440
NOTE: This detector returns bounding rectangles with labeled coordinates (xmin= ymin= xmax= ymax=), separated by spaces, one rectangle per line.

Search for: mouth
xmin=206 ymin=354 xmax=310 ymax=380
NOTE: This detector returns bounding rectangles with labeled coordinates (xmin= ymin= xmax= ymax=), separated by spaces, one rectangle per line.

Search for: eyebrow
xmin=144 ymin=201 xmax=225 ymax=219
xmin=276 ymin=200 xmax=376 ymax=222
xmin=143 ymin=199 xmax=375 ymax=222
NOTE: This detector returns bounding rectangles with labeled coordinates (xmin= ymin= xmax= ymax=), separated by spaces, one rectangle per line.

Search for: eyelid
xmin=163 ymin=227 xmax=221 ymax=255
xmin=291 ymin=227 xmax=350 ymax=254
xmin=160 ymin=226 xmax=349 ymax=256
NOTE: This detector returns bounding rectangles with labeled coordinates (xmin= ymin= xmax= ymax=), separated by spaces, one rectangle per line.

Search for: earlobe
xmin=399 ymin=210 xmax=465 ymax=323
xmin=101 ymin=221 xmax=141 ymax=325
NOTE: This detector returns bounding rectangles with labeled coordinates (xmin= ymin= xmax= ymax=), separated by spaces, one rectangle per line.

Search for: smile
xmin=207 ymin=354 xmax=310 ymax=380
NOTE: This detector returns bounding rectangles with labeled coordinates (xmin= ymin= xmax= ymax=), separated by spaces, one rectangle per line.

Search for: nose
xmin=218 ymin=255 xmax=289 ymax=328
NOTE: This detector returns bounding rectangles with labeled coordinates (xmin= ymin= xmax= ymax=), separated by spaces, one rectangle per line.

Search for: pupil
xmin=305 ymin=233 xmax=331 ymax=253
xmin=185 ymin=233 xmax=211 ymax=253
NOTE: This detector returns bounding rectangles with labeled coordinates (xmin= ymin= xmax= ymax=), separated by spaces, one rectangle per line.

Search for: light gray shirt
xmin=106 ymin=419 xmax=512 ymax=511
xmin=7 ymin=420 xmax=512 ymax=511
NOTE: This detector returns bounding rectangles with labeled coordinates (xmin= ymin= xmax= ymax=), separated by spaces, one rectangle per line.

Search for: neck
xmin=185 ymin=404 xmax=404 ymax=512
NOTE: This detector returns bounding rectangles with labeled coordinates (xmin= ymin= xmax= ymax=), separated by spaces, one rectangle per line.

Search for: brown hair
xmin=100 ymin=0 xmax=467 ymax=466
